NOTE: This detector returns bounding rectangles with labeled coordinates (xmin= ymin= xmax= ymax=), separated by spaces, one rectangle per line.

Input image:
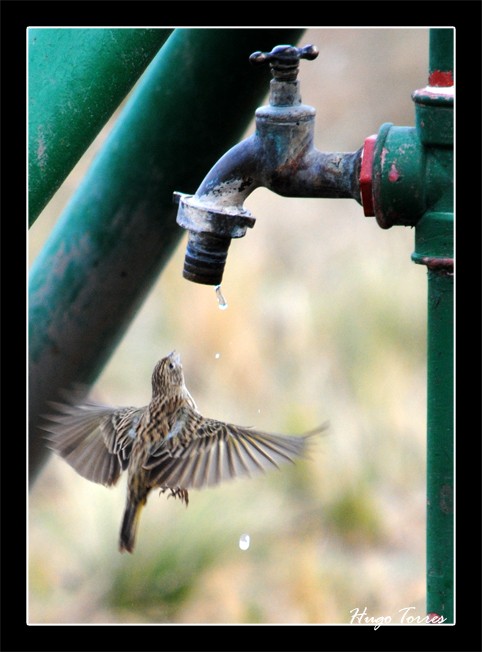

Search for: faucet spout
xmin=174 ymin=44 xmax=362 ymax=285
xmin=175 ymin=135 xmax=259 ymax=285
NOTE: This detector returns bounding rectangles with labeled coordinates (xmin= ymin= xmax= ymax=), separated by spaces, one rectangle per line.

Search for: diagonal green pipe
xmin=28 ymin=28 xmax=172 ymax=224
xmin=29 ymin=27 xmax=304 ymax=483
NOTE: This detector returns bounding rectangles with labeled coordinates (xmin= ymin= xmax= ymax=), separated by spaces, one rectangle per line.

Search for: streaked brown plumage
xmin=44 ymin=351 xmax=327 ymax=553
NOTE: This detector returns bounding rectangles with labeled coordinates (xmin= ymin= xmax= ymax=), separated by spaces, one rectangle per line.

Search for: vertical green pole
xmin=412 ymin=28 xmax=454 ymax=622
xmin=428 ymin=28 xmax=454 ymax=86
xmin=426 ymin=268 xmax=454 ymax=621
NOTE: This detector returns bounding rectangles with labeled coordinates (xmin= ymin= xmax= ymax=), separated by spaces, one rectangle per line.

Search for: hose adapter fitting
xmin=174 ymin=191 xmax=255 ymax=285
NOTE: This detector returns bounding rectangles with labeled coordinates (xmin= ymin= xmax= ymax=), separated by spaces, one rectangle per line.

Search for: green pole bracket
xmin=29 ymin=27 xmax=305 ymax=483
xmin=369 ymin=87 xmax=452 ymax=232
xmin=371 ymin=122 xmax=426 ymax=228
xmin=28 ymin=28 xmax=172 ymax=225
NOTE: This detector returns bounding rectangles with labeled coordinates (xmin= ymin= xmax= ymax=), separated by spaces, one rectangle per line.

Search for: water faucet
xmin=174 ymin=44 xmax=363 ymax=285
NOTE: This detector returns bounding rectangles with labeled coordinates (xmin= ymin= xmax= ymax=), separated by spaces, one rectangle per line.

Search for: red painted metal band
xmin=420 ymin=256 xmax=454 ymax=272
xmin=359 ymin=135 xmax=376 ymax=217
xmin=428 ymin=70 xmax=454 ymax=87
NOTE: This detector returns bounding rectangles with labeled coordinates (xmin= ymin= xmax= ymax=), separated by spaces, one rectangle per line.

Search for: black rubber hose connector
xmin=183 ymin=231 xmax=232 ymax=285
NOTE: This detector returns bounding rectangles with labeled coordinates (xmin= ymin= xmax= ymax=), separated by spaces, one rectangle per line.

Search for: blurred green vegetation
xmin=29 ymin=28 xmax=429 ymax=624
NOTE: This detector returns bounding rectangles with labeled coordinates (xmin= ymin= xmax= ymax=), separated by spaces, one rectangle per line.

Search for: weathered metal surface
xmin=175 ymin=45 xmax=362 ymax=285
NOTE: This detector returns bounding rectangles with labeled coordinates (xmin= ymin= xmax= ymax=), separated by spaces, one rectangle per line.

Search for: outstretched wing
xmin=42 ymin=390 xmax=144 ymax=487
xmin=144 ymin=406 xmax=327 ymax=490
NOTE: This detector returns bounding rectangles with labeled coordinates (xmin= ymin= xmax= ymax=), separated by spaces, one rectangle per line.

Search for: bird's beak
xmin=169 ymin=350 xmax=181 ymax=365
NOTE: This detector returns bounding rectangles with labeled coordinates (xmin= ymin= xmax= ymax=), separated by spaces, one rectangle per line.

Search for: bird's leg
xmin=159 ymin=486 xmax=189 ymax=506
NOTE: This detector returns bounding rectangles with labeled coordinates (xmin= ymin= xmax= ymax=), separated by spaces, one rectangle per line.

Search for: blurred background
xmin=29 ymin=27 xmax=429 ymax=624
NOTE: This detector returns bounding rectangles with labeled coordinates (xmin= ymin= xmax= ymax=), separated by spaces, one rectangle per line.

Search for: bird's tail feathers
xmin=119 ymin=499 xmax=144 ymax=553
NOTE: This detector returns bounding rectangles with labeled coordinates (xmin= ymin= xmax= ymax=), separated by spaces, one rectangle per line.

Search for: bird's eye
xmin=168 ymin=362 xmax=175 ymax=370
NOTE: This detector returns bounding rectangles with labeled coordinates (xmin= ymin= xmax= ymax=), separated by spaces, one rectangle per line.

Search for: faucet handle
xmin=249 ymin=44 xmax=319 ymax=81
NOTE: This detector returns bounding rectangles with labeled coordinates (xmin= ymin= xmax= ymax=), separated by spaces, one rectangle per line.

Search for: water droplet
xmin=257 ymin=408 xmax=261 ymax=414
xmin=215 ymin=353 xmax=221 ymax=359
xmin=239 ymin=533 xmax=250 ymax=551
xmin=215 ymin=285 xmax=228 ymax=310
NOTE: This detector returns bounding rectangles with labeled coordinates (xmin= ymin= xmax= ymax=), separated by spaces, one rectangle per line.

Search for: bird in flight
xmin=44 ymin=351 xmax=326 ymax=553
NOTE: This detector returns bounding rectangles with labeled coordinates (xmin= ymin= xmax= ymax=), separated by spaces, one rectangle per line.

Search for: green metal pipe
xmin=426 ymin=268 xmax=454 ymax=622
xmin=29 ymin=27 xmax=304 ymax=483
xmin=429 ymin=28 xmax=454 ymax=85
xmin=362 ymin=27 xmax=454 ymax=621
xmin=414 ymin=28 xmax=454 ymax=622
xmin=28 ymin=28 xmax=172 ymax=224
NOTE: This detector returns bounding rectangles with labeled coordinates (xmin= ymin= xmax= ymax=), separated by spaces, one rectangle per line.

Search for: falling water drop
xmin=215 ymin=353 xmax=221 ymax=359
xmin=239 ymin=533 xmax=250 ymax=551
xmin=215 ymin=285 xmax=228 ymax=310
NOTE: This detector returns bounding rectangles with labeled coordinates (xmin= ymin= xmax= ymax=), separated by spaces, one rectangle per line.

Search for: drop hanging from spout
xmin=215 ymin=284 xmax=228 ymax=310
